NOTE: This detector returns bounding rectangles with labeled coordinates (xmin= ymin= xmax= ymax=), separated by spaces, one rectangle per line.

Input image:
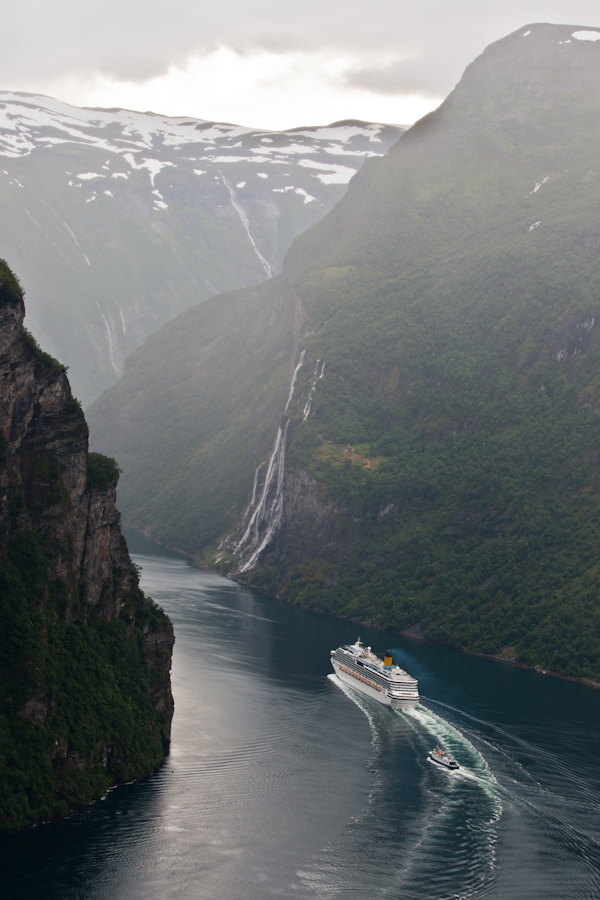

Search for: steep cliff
xmin=0 ymin=259 xmax=173 ymax=833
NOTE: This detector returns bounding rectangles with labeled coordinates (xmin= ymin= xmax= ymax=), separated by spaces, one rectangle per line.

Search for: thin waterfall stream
xmin=233 ymin=350 xmax=306 ymax=570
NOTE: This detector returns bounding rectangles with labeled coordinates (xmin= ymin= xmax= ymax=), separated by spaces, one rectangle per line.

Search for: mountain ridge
xmin=0 ymin=90 xmax=402 ymax=403
xmin=90 ymin=22 xmax=600 ymax=680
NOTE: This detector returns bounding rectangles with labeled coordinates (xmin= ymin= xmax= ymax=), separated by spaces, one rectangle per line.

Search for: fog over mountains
xmin=90 ymin=22 xmax=600 ymax=681
xmin=0 ymin=92 xmax=402 ymax=403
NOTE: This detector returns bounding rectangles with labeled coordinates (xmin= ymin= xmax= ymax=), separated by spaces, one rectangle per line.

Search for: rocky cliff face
xmin=264 ymin=467 xmax=349 ymax=565
xmin=0 ymin=260 xmax=173 ymax=833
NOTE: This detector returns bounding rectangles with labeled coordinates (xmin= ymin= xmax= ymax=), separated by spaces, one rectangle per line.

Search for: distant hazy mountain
xmin=0 ymin=92 xmax=402 ymax=403
xmin=89 ymin=23 xmax=600 ymax=680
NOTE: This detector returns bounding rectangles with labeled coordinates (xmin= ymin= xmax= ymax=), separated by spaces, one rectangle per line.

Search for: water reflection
xmin=0 ymin=527 xmax=599 ymax=899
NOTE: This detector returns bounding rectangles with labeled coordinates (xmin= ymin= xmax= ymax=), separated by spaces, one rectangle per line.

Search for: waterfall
xmin=219 ymin=461 xmax=265 ymax=550
xmin=233 ymin=351 xmax=306 ymax=572
xmin=285 ymin=350 xmax=306 ymax=412
xmin=100 ymin=312 xmax=120 ymax=375
xmin=220 ymin=173 xmax=274 ymax=278
xmin=303 ymin=359 xmax=325 ymax=421
xmin=235 ymin=421 xmax=290 ymax=573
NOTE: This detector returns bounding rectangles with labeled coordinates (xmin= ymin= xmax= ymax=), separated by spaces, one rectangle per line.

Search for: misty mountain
xmin=0 ymin=92 xmax=402 ymax=403
xmin=89 ymin=23 xmax=600 ymax=679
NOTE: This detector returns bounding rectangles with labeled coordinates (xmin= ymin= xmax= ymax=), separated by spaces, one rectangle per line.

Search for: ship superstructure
xmin=330 ymin=639 xmax=419 ymax=709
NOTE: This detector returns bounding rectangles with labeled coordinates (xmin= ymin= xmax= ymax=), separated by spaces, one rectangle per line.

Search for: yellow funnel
xmin=383 ymin=656 xmax=393 ymax=667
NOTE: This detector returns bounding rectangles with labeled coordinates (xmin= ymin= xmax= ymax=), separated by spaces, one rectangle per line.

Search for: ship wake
xmin=318 ymin=674 xmax=503 ymax=900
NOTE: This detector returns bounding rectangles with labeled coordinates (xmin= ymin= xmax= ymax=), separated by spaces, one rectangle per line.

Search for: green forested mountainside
xmin=0 ymin=93 xmax=401 ymax=404
xmin=0 ymin=260 xmax=173 ymax=833
xmin=0 ymin=533 xmax=171 ymax=833
xmin=90 ymin=23 xmax=600 ymax=680
xmin=88 ymin=274 xmax=298 ymax=550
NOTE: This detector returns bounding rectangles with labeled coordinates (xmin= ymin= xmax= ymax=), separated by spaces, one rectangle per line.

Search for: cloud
xmin=70 ymin=50 xmax=437 ymax=130
xmin=2 ymin=0 xmax=598 ymax=86
xmin=2 ymin=0 xmax=600 ymax=126
xmin=344 ymin=56 xmax=459 ymax=98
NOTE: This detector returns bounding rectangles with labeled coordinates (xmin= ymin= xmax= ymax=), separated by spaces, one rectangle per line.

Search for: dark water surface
xmin=2 ymin=527 xmax=600 ymax=899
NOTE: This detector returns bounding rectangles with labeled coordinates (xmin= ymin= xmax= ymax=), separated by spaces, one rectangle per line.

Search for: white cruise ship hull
xmin=332 ymin=660 xmax=419 ymax=709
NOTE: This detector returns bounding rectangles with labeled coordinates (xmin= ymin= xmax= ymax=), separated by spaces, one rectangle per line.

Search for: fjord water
xmin=2 ymin=531 xmax=600 ymax=899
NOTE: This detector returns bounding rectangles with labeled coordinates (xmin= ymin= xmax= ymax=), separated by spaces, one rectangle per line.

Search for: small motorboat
xmin=428 ymin=745 xmax=459 ymax=769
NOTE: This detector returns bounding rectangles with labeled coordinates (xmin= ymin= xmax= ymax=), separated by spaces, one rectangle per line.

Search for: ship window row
xmin=336 ymin=651 xmax=416 ymax=688
xmin=335 ymin=653 xmax=390 ymax=687
xmin=336 ymin=664 xmax=384 ymax=692
xmin=335 ymin=656 xmax=385 ymax=683
xmin=339 ymin=663 xmax=417 ymax=698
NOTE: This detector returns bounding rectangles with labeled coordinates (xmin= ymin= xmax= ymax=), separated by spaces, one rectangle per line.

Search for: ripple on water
xmin=309 ymin=676 xmax=503 ymax=900
xmin=3 ymin=547 xmax=600 ymax=900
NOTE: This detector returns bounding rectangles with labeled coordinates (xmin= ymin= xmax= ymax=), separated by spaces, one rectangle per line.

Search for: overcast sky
xmin=3 ymin=1 xmax=600 ymax=129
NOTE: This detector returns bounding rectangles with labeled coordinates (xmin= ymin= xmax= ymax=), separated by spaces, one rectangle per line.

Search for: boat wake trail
xmin=383 ymin=705 xmax=503 ymax=900
xmin=313 ymin=677 xmax=503 ymax=899
xmin=404 ymin=705 xmax=501 ymax=798
xmin=326 ymin=673 xmax=380 ymax=732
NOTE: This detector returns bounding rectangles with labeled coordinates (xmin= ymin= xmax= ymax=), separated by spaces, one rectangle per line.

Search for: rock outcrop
xmin=0 ymin=259 xmax=173 ymax=833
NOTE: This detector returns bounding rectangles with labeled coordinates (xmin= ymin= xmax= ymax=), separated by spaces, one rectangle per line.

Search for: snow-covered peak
xmin=0 ymin=91 xmax=401 ymax=171
xmin=0 ymin=91 xmax=253 ymax=158
xmin=290 ymin=123 xmax=383 ymax=143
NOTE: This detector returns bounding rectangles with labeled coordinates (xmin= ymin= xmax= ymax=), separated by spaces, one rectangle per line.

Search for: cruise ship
xmin=331 ymin=639 xmax=419 ymax=708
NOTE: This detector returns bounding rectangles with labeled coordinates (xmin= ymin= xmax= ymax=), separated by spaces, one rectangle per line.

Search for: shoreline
xmin=395 ymin=627 xmax=600 ymax=691
xmin=122 ymin=524 xmax=600 ymax=693
xmin=233 ymin=574 xmax=600 ymax=692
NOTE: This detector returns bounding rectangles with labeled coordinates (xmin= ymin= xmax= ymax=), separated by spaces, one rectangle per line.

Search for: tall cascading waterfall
xmin=284 ymin=349 xmax=306 ymax=414
xmin=303 ymin=359 xmax=325 ymax=421
xmin=233 ymin=351 xmax=306 ymax=573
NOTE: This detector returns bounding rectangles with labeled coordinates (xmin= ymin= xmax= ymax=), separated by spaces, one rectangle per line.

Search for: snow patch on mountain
xmin=201 ymin=155 xmax=270 ymax=164
xmin=273 ymin=186 xmax=316 ymax=203
xmin=572 ymin=30 xmax=600 ymax=41
xmin=0 ymin=93 xmax=396 ymax=168
xmin=122 ymin=154 xmax=175 ymax=186
xmin=0 ymin=92 xmax=252 ymax=158
xmin=254 ymin=143 xmax=319 ymax=156
xmin=323 ymin=143 xmax=383 ymax=157
xmin=297 ymin=159 xmax=358 ymax=184
xmin=293 ymin=124 xmax=382 ymax=142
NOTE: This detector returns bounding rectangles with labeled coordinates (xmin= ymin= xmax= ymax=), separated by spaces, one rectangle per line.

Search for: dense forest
xmin=0 ymin=532 xmax=171 ymax=831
